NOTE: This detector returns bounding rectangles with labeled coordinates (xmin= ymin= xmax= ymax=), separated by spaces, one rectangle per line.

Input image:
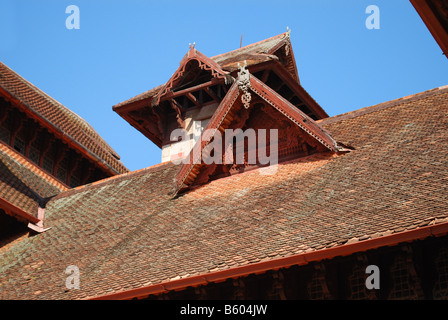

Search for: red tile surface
xmin=0 ymin=141 xmax=68 ymax=218
xmin=1 ymin=86 xmax=448 ymax=299
xmin=0 ymin=62 xmax=128 ymax=175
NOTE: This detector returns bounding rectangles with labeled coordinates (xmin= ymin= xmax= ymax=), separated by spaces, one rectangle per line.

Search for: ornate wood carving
xmin=155 ymin=47 xmax=232 ymax=105
xmin=236 ymin=61 xmax=252 ymax=109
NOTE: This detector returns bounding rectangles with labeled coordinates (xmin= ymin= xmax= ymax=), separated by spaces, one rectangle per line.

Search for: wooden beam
xmin=186 ymin=92 xmax=201 ymax=108
xmin=0 ymin=87 xmax=123 ymax=176
xmin=204 ymin=86 xmax=221 ymax=103
xmin=271 ymin=61 xmax=329 ymax=119
xmin=0 ymin=104 xmax=9 ymax=125
xmin=39 ymin=134 xmax=53 ymax=168
xmin=410 ymin=0 xmax=448 ymax=58
xmin=170 ymin=99 xmax=185 ymax=128
xmin=284 ymin=90 xmax=296 ymax=102
xmin=161 ymin=78 xmax=224 ymax=103
xmin=261 ymin=69 xmax=271 ymax=83
xmin=81 ymin=166 xmax=94 ymax=185
xmin=53 ymin=142 xmax=67 ymax=176
xmin=67 ymin=156 xmax=80 ymax=186
xmin=25 ymin=121 xmax=39 ymax=157
xmin=9 ymin=111 xmax=23 ymax=147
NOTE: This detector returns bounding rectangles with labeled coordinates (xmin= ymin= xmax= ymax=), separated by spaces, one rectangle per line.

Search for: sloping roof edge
xmin=318 ymin=84 xmax=448 ymax=126
xmin=90 ymin=220 xmax=448 ymax=300
xmin=0 ymin=61 xmax=128 ymax=175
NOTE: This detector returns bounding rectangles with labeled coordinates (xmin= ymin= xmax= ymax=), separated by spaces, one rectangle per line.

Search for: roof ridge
xmin=318 ymin=85 xmax=448 ymax=126
xmin=210 ymin=32 xmax=287 ymax=60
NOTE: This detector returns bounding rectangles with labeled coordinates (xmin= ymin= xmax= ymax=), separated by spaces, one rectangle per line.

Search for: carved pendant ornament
xmin=237 ymin=61 xmax=252 ymax=109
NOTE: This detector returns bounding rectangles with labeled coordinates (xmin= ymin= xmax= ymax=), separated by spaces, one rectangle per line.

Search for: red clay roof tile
xmin=0 ymin=141 xmax=68 ymax=218
xmin=2 ymin=85 xmax=448 ymax=299
xmin=0 ymin=61 xmax=128 ymax=175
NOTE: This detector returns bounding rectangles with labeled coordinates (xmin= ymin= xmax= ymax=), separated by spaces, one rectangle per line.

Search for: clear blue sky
xmin=1 ymin=0 xmax=447 ymax=171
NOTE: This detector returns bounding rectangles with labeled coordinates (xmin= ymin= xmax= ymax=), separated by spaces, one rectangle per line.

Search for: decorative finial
xmin=237 ymin=60 xmax=251 ymax=109
xmin=286 ymin=26 xmax=291 ymax=38
xmin=189 ymin=42 xmax=196 ymax=49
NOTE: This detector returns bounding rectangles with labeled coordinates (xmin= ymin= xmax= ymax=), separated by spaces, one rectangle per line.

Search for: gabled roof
xmin=113 ymin=32 xmax=297 ymax=110
xmin=174 ymin=69 xmax=340 ymax=194
xmin=0 ymin=61 xmax=128 ymax=175
xmin=211 ymin=31 xmax=299 ymax=79
xmin=153 ymin=46 xmax=232 ymax=105
xmin=2 ymin=85 xmax=447 ymax=299
xmin=113 ymin=32 xmax=327 ymax=154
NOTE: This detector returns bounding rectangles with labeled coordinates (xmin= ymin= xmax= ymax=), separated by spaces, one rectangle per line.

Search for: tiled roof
xmin=113 ymin=32 xmax=292 ymax=109
xmin=210 ymin=32 xmax=291 ymax=70
xmin=0 ymin=141 xmax=68 ymax=218
xmin=1 ymin=85 xmax=448 ymax=299
xmin=0 ymin=61 xmax=128 ymax=175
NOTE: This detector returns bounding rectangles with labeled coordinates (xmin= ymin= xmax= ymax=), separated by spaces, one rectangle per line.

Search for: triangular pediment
xmin=173 ymin=64 xmax=342 ymax=195
xmin=154 ymin=46 xmax=233 ymax=106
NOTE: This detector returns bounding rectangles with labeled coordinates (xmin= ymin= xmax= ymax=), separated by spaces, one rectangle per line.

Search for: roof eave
xmin=0 ymin=86 xmax=127 ymax=176
xmin=0 ymin=196 xmax=40 ymax=225
xmin=89 ymin=220 xmax=448 ymax=300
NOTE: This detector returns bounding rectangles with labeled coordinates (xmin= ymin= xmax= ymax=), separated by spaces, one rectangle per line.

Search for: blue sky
xmin=1 ymin=0 xmax=447 ymax=171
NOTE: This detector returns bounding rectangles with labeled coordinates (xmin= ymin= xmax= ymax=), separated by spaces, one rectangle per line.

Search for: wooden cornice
xmin=411 ymin=0 xmax=448 ymax=57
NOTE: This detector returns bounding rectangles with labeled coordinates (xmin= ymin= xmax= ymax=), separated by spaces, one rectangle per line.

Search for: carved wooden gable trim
xmin=172 ymin=63 xmax=342 ymax=195
xmin=154 ymin=46 xmax=233 ymax=106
